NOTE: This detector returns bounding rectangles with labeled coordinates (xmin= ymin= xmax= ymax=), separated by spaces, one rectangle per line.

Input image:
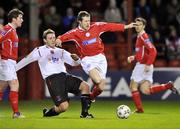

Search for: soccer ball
xmin=116 ymin=105 xmax=131 ymax=119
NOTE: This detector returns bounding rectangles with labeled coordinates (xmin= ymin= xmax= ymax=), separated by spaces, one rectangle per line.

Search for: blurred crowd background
xmin=0 ymin=0 xmax=180 ymax=69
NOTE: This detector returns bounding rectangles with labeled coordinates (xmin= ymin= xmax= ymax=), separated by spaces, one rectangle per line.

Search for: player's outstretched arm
xmin=16 ymin=48 xmax=40 ymax=71
xmin=63 ymin=51 xmax=81 ymax=66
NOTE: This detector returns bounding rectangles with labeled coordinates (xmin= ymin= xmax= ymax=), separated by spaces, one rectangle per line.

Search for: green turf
xmin=0 ymin=99 xmax=180 ymax=129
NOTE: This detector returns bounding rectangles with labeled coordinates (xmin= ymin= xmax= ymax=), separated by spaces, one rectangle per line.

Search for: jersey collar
xmin=78 ymin=25 xmax=90 ymax=31
xmin=137 ymin=30 xmax=145 ymax=37
xmin=8 ymin=23 xmax=16 ymax=30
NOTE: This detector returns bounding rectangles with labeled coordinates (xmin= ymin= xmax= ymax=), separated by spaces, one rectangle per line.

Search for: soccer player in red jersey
xmin=56 ymin=11 xmax=137 ymax=101
xmin=127 ymin=17 xmax=179 ymax=113
xmin=0 ymin=9 xmax=25 ymax=118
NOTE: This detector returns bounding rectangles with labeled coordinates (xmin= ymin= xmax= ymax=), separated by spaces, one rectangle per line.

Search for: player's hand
xmin=55 ymin=38 xmax=62 ymax=47
xmin=71 ymin=54 xmax=79 ymax=61
xmin=124 ymin=22 xmax=138 ymax=29
xmin=127 ymin=56 xmax=135 ymax=63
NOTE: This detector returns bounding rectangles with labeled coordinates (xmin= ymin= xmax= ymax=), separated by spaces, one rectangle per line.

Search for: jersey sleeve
xmin=142 ymin=34 xmax=157 ymax=65
xmin=96 ymin=22 xmax=125 ymax=32
xmin=57 ymin=29 xmax=76 ymax=43
xmin=0 ymin=28 xmax=12 ymax=43
xmin=62 ymin=50 xmax=80 ymax=66
xmin=16 ymin=47 xmax=42 ymax=71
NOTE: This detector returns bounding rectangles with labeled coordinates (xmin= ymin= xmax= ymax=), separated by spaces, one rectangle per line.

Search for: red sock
xmin=150 ymin=83 xmax=173 ymax=94
xmin=9 ymin=91 xmax=19 ymax=113
xmin=132 ymin=91 xmax=143 ymax=112
xmin=90 ymin=86 xmax=102 ymax=100
xmin=0 ymin=92 xmax=3 ymax=101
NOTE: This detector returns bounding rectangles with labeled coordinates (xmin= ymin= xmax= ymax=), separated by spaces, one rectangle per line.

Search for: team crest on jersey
xmin=50 ymin=50 xmax=54 ymax=54
xmin=144 ymin=39 xmax=151 ymax=44
xmin=85 ymin=32 xmax=90 ymax=37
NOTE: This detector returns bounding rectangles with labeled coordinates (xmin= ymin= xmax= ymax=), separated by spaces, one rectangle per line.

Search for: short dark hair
xmin=135 ymin=17 xmax=147 ymax=26
xmin=8 ymin=8 xmax=23 ymax=23
xmin=43 ymin=29 xmax=55 ymax=39
xmin=77 ymin=11 xmax=90 ymax=21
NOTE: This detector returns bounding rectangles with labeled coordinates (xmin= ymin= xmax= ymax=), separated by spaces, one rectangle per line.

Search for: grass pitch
xmin=0 ymin=99 xmax=180 ymax=129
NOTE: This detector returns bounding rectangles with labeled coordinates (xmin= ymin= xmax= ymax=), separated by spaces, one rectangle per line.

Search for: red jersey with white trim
xmin=58 ymin=22 xmax=125 ymax=58
xmin=135 ymin=32 xmax=157 ymax=65
xmin=0 ymin=24 xmax=19 ymax=61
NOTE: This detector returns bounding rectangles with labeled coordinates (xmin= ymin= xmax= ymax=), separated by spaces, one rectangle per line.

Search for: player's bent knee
xmin=139 ymin=85 xmax=151 ymax=95
xmin=58 ymin=102 xmax=69 ymax=112
xmin=79 ymin=81 xmax=90 ymax=93
xmin=140 ymin=88 xmax=150 ymax=95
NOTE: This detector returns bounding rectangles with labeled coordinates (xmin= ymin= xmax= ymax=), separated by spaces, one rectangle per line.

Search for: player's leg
xmin=130 ymin=63 xmax=145 ymax=113
xmin=65 ymin=73 xmax=93 ymax=118
xmin=130 ymin=79 xmax=144 ymax=113
xmin=81 ymin=54 xmax=107 ymax=101
xmin=8 ymin=79 xmax=24 ymax=118
xmin=0 ymin=81 xmax=8 ymax=101
xmin=43 ymin=101 xmax=69 ymax=117
xmin=79 ymin=81 xmax=94 ymax=118
xmin=0 ymin=60 xmax=9 ymax=101
xmin=149 ymin=81 xmax=178 ymax=94
xmin=139 ymin=80 xmax=151 ymax=95
xmin=89 ymin=68 xmax=106 ymax=100
xmin=140 ymin=80 xmax=178 ymax=95
xmin=44 ymin=73 xmax=68 ymax=117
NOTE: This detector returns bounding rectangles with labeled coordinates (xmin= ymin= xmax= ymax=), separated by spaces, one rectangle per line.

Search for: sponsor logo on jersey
xmin=82 ymin=38 xmax=96 ymax=45
xmin=51 ymin=57 xmax=59 ymax=63
xmin=144 ymin=38 xmax=151 ymax=44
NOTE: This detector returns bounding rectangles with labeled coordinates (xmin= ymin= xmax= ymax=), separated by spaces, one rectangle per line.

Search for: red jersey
xmin=0 ymin=24 xmax=19 ymax=61
xmin=58 ymin=22 xmax=125 ymax=58
xmin=135 ymin=32 xmax=157 ymax=65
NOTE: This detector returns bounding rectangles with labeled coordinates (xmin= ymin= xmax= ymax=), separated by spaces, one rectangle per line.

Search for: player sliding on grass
xmin=127 ymin=17 xmax=179 ymax=113
xmin=16 ymin=29 xmax=93 ymax=118
xmin=56 ymin=11 xmax=138 ymax=102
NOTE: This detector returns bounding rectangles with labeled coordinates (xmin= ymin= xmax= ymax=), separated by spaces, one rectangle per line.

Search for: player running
xmin=16 ymin=29 xmax=93 ymax=118
xmin=127 ymin=17 xmax=179 ymax=113
xmin=56 ymin=11 xmax=137 ymax=101
xmin=0 ymin=9 xmax=24 ymax=118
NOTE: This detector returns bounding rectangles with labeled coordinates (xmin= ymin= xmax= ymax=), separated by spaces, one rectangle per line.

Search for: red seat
xmin=154 ymin=59 xmax=167 ymax=67
xmin=168 ymin=60 xmax=180 ymax=67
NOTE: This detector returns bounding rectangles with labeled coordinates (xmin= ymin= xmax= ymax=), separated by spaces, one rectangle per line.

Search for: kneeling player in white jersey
xmin=16 ymin=29 xmax=93 ymax=118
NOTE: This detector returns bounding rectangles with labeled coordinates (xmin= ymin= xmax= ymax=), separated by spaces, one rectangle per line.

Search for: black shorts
xmin=45 ymin=72 xmax=83 ymax=106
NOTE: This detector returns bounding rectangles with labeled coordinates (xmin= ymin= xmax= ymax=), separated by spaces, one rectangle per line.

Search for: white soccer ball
xmin=116 ymin=105 xmax=131 ymax=119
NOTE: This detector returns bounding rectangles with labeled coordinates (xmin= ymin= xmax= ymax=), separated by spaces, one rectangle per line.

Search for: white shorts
xmin=0 ymin=59 xmax=17 ymax=81
xmin=81 ymin=53 xmax=107 ymax=79
xmin=130 ymin=63 xmax=153 ymax=83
